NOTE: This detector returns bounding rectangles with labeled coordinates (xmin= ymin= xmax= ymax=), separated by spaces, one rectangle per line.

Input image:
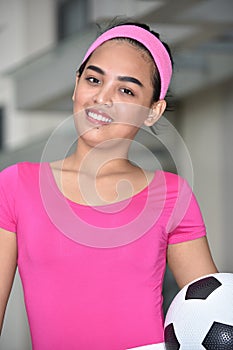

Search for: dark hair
xmin=78 ymin=18 xmax=174 ymax=110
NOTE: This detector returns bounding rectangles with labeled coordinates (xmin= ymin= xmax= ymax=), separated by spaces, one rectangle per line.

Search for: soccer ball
xmin=164 ymin=273 xmax=233 ymax=349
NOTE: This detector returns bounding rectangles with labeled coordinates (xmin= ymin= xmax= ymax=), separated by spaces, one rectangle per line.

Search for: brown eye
xmin=120 ymin=88 xmax=134 ymax=96
xmin=86 ymin=77 xmax=100 ymax=84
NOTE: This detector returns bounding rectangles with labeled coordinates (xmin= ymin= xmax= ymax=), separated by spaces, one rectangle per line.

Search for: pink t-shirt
xmin=0 ymin=162 xmax=206 ymax=349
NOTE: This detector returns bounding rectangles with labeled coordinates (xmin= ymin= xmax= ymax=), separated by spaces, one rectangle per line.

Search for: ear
xmin=72 ymin=75 xmax=80 ymax=101
xmin=144 ymin=100 xmax=167 ymax=127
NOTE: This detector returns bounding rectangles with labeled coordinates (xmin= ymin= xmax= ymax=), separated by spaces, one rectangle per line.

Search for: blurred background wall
xmin=0 ymin=0 xmax=232 ymax=349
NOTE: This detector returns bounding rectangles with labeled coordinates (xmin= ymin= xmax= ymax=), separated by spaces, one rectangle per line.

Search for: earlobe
xmin=144 ymin=100 xmax=167 ymax=126
xmin=144 ymin=114 xmax=156 ymax=127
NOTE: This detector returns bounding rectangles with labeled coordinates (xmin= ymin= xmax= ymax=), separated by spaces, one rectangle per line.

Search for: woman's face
xmin=72 ymin=40 xmax=162 ymax=148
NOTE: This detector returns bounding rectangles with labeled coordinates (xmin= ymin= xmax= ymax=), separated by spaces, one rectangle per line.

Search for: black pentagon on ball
xmin=164 ymin=323 xmax=180 ymax=350
xmin=185 ymin=276 xmax=222 ymax=300
xmin=202 ymin=321 xmax=233 ymax=349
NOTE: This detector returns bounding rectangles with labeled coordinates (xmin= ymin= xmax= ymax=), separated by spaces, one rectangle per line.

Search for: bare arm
xmin=0 ymin=228 xmax=17 ymax=335
xmin=167 ymin=236 xmax=218 ymax=289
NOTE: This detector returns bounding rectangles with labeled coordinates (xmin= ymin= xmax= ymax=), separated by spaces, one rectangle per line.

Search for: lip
xmin=85 ymin=108 xmax=114 ymax=126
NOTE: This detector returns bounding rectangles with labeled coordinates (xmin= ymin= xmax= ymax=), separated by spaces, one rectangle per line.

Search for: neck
xmin=65 ymin=138 xmax=134 ymax=176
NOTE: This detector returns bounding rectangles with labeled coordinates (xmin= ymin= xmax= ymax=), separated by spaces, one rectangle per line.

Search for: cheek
xmin=72 ymin=80 xmax=90 ymax=107
xmin=73 ymin=90 xmax=87 ymax=114
xmin=114 ymin=103 xmax=149 ymax=127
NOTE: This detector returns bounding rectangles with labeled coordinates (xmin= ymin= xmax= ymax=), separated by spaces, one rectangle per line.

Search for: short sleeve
xmin=167 ymin=176 xmax=206 ymax=244
xmin=0 ymin=164 xmax=18 ymax=233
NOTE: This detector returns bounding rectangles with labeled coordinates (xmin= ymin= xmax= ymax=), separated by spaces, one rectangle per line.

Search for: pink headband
xmin=82 ymin=25 xmax=172 ymax=100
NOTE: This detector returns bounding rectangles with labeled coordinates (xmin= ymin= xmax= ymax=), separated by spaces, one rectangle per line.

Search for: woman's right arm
xmin=0 ymin=228 xmax=17 ymax=335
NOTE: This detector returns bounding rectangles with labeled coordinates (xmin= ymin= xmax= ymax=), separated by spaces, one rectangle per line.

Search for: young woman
xmin=0 ymin=20 xmax=217 ymax=349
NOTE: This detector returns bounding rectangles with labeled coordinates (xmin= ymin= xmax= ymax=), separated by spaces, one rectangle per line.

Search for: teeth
xmin=87 ymin=111 xmax=112 ymax=123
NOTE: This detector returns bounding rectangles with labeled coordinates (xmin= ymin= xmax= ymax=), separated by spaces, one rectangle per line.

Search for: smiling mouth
xmin=86 ymin=109 xmax=113 ymax=125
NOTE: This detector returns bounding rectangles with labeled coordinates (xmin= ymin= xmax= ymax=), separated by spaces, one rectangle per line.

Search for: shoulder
xmin=160 ymin=170 xmax=190 ymax=183
xmin=0 ymin=162 xmax=45 ymax=184
xmin=155 ymin=170 xmax=192 ymax=194
xmin=1 ymin=161 xmax=41 ymax=172
xmin=0 ymin=163 xmax=18 ymax=175
xmin=0 ymin=163 xmax=19 ymax=186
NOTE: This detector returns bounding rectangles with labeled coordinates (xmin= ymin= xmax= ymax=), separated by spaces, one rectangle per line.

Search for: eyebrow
xmin=86 ymin=65 xmax=144 ymax=87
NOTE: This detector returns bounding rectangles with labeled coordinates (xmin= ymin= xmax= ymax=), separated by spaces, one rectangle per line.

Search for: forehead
xmin=86 ymin=40 xmax=154 ymax=74
xmin=90 ymin=39 xmax=151 ymax=59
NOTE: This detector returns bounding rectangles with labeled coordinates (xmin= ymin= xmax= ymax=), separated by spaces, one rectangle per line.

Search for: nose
xmin=93 ymin=86 xmax=113 ymax=107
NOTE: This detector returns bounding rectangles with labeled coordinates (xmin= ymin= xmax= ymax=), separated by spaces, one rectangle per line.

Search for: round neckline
xmin=44 ymin=162 xmax=158 ymax=208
